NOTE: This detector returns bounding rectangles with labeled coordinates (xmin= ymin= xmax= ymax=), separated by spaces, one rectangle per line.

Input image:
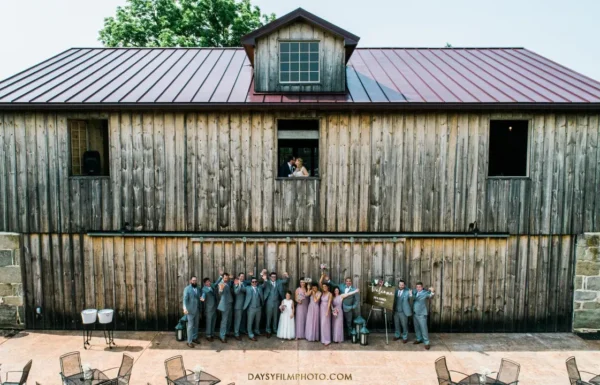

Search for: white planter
xmin=98 ymin=309 xmax=114 ymax=324
xmin=81 ymin=309 xmax=98 ymax=324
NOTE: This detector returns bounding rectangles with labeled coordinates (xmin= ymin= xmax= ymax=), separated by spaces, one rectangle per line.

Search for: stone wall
xmin=0 ymin=233 xmax=24 ymax=329
xmin=573 ymin=233 xmax=600 ymax=332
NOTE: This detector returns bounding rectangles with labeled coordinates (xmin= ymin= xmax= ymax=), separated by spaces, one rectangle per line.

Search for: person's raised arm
xmin=340 ymin=288 xmax=360 ymax=300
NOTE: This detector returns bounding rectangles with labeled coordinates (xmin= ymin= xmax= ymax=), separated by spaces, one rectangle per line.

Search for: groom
xmin=278 ymin=155 xmax=296 ymax=177
xmin=262 ymin=270 xmax=289 ymax=337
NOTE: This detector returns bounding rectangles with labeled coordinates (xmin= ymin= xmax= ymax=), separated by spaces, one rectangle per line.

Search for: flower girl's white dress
xmin=277 ymin=299 xmax=296 ymax=339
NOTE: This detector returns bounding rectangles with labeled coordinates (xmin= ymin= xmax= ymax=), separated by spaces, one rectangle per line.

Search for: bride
xmin=293 ymin=158 xmax=310 ymax=177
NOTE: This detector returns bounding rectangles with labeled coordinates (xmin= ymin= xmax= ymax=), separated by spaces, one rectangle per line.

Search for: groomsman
xmin=340 ymin=277 xmax=359 ymax=337
xmin=200 ymin=277 xmax=218 ymax=341
xmin=232 ymin=273 xmax=249 ymax=340
xmin=262 ymin=271 xmax=289 ymax=337
xmin=217 ymin=273 xmax=234 ymax=343
xmin=243 ymin=276 xmax=264 ymax=341
xmin=412 ymin=281 xmax=435 ymax=350
xmin=392 ymin=280 xmax=412 ymax=343
xmin=182 ymin=276 xmax=202 ymax=348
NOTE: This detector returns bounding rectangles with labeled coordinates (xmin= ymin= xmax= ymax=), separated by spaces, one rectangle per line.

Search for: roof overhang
xmin=241 ymin=8 xmax=360 ymax=66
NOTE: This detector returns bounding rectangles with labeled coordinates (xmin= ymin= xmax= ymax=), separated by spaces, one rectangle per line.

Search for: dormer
xmin=241 ymin=8 xmax=360 ymax=93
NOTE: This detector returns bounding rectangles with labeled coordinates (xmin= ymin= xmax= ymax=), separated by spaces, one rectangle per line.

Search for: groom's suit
xmin=262 ymin=276 xmax=289 ymax=334
xmin=278 ymin=162 xmax=295 ymax=177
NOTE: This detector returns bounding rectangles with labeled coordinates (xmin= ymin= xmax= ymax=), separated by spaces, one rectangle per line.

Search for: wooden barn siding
xmin=20 ymin=234 xmax=575 ymax=332
xmin=0 ymin=111 xmax=599 ymax=235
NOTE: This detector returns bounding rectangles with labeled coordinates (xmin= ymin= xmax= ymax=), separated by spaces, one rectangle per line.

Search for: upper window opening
xmin=279 ymin=41 xmax=320 ymax=83
xmin=488 ymin=120 xmax=529 ymax=177
xmin=277 ymin=120 xmax=319 ymax=178
xmin=69 ymin=119 xmax=110 ymax=177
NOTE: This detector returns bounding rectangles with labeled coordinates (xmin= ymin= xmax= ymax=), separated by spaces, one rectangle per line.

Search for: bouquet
xmin=332 ymin=308 xmax=340 ymax=317
xmin=384 ymin=282 xmax=391 ymax=288
xmin=82 ymin=363 xmax=93 ymax=380
xmin=194 ymin=365 xmax=203 ymax=381
xmin=304 ymin=277 xmax=312 ymax=283
xmin=279 ymin=304 xmax=287 ymax=312
xmin=320 ymin=263 xmax=327 ymax=270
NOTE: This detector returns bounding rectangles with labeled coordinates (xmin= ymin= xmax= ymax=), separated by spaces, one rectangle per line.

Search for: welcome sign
xmin=366 ymin=285 xmax=395 ymax=310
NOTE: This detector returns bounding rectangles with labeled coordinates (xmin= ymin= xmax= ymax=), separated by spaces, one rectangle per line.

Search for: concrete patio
xmin=1 ymin=331 xmax=599 ymax=385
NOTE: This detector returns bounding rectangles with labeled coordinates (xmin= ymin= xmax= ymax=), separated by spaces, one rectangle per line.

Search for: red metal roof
xmin=1 ymin=47 xmax=600 ymax=108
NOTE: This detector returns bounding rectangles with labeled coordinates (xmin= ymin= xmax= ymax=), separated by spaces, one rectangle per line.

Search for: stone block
xmin=0 ymin=304 xmax=17 ymax=327
xmin=574 ymin=291 xmax=597 ymax=301
xmin=0 ymin=283 xmax=13 ymax=296
xmin=586 ymin=234 xmax=600 ymax=248
xmin=588 ymin=277 xmax=600 ymax=291
xmin=0 ymin=266 xmax=21 ymax=283
xmin=575 ymin=276 xmax=584 ymax=289
xmin=13 ymin=248 xmax=20 ymax=266
xmin=583 ymin=248 xmax=599 ymax=262
xmin=576 ymin=261 xmax=600 ymax=276
xmin=1 ymin=296 xmax=22 ymax=306
xmin=0 ymin=233 xmax=19 ymax=250
xmin=0 ymin=250 xmax=12 ymax=267
xmin=582 ymin=301 xmax=600 ymax=310
xmin=573 ymin=309 xmax=600 ymax=330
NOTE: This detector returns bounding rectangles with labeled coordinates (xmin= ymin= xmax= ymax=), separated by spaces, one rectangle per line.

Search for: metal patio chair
xmin=59 ymin=352 xmax=83 ymax=381
xmin=495 ymin=358 xmax=520 ymax=385
xmin=435 ymin=356 xmax=469 ymax=385
xmin=2 ymin=360 xmax=32 ymax=385
xmin=103 ymin=353 xmax=134 ymax=385
xmin=566 ymin=356 xmax=599 ymax=385
xmin=164 ymin=356 xmax=192 ymax=384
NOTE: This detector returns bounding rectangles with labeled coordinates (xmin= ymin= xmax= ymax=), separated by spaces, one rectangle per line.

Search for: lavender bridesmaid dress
xmin=332 ymin=295 xmax=344 ymax=343
xmin=295 ymin=288 xmax=309 ymax=339
xmin=305 ymin=293 xmax=320 ymax=341
xmin=320 ymin=292 xmax=332 ymax=345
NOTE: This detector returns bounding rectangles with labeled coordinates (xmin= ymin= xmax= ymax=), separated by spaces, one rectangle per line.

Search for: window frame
xmin=275 ymin=118 xmax=321 ymax=180
xmin=486 ymin=118 xmax=532 ymax=179
xmin=67 ymin=118 xmax=111 ymax=178
xmin=278 ymin=40 xmax=321 ymax=85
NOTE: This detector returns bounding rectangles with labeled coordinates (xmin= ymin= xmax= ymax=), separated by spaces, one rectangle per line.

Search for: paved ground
xmin=0 ymin=331 xmax=599 ymax=385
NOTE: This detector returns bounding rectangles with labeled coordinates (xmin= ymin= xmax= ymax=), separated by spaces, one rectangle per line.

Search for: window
xmin=488 ymin=120 xmax=529 ymax=177
xmin=279 ymin=41 xmax=320 ymax=83
xmin=277 ymin=120 xmax=319 ymax=177
xmin=69 ymin=119 xmax=110 ymax=176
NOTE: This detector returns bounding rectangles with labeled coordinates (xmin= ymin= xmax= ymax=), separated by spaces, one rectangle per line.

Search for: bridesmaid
xmin=319 ymin=282 xmax=333 ymax=346
xmin=332 ymin=286 xmax=360 ymax=343
xmin=304 ymin=283 xmax=321 ymax=341
xmin=295 ymin=278 xmax=309 ymax=340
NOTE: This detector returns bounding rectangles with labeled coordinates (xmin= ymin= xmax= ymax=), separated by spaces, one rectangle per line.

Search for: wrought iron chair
xmin=566 ymin=356 xmax=599 ymax=385
xmin=435 ymin=356 xmax=469 ymax=385
xmin=59 ymin=352 xmax=83 ymax=381
xmin=495 ymin=358 xmax=520 ymax=385
xmin=103 ymin=353 xmax=134 ymax=385
xmin=2 ymin=360 xmax=32 ymax=385
xmin=164 ymin=356 xmax=193 ymax=384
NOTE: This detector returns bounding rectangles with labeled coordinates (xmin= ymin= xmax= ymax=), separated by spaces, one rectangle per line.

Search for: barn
xmin=0 ymin=8 xmax=599 ymax=333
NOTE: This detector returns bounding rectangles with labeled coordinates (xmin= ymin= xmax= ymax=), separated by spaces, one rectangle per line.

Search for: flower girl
xmin=277 ymin=291 xmax=296 ymax=340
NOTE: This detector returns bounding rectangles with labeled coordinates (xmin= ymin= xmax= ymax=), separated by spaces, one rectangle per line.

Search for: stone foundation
xmin=0 ymin=233 xmax=24 ymax=329
xmin=573 ymin=233 xmax=600 ymax=332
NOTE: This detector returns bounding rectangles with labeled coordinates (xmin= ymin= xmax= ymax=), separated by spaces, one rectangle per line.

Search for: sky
xmin=0 ymin=0 xmax=599 ymax=82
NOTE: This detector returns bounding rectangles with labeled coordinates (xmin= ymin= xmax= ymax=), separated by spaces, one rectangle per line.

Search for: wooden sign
xmin=366 ymin=285 xmax=395 ymax=310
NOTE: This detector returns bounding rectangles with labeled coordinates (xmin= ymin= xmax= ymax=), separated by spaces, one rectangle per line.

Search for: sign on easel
xmin=366 ymin=285 xmax=395 ymax=310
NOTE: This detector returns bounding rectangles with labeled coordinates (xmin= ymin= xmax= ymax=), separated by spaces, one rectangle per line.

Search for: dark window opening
xmin=69 ymin=119 xmax=110 ymax=176
xmin=277 ymin=120 xmax=319 ymax=177
xmin=488 ymin=120 xmax=529 ymax=177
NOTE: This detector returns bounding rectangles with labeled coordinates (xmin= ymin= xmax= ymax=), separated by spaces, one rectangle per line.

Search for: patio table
xmin=458 ymin=374 xmax=503 ymax=385
xmin=169 ymin=372 xmax=221 ymax=385
xmin=589 ymin=375 xmax=600 ymax=384
xmin=63 ymin=369 xmax=111 ymax=385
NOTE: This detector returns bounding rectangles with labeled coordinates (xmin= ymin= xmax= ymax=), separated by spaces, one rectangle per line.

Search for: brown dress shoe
xmin=206 ymin=336 xmax=214 ymax=342
xmin=234 ymin=336 xmax=242 ymax=341
xmin=266 ymin=333 xmax=272 ymax=338
xmin=220 ymin=338 xmax=227 ymax=343
xmin=425 ymin=345 xmax=431 ymax=350
xmin=187 ymin=343 xmax=195 ymax=348
xmin=413 ymin=340 xmax=422 ymax=345
xmin=403 ymin=339 xmax=408 ymax=344
xmin=249 ymin=336 xmax=257 ymax=341
xmin=393 ymin=337 xmax=401 ymax=341
xmin=192 ymin=339 xmax=201 ymax=344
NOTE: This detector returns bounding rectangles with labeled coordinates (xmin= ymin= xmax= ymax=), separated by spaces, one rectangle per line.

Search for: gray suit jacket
xmin=340 ymin=285 xmax=359 ymax=312
xmin=201 ymin=284 xmax=218 ymax=312
xmin=183 ymin=285 xmax=202 ymax=315
xmin=262 ymin=277 xmax=289 ymax=304
xmin=243 ymin=285 xmax=264 ymax=310
xmin=233 ymin=282 xmax=247 ymax=310
xmin=393 ymin=288 xmax=412 ymax=316
xmin=217 ymin=282 xmax=234 ymax=312
xmin=412 ymin=289 xmax=433 ymax=316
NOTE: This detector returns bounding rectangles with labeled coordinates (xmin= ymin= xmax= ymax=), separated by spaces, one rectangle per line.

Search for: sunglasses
xmin=251 ymin=280 xmax=258 ymax=283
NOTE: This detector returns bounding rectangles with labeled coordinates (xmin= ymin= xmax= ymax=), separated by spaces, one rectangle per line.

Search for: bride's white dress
xmin=277 ymin=299 xmax=295 ymax=339
xmin=293 ymin=167 xmax=307 ymax=177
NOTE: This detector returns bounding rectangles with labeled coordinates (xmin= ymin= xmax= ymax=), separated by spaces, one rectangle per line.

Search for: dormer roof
xmin=241 ymin=7 xmax=360 ymax=66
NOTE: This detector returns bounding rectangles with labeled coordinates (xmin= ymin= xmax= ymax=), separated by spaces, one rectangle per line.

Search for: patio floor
xmin=1 ymin=330 xmax=599 ymax=384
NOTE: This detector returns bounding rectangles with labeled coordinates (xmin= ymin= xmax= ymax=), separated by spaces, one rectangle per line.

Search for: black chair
xmin=2 ymin=360 xmax=32 ymax=385
xmin=435 ymin=356 xmax=469 ymax=385
xmin=566 ymin=357 xmax=599 ymax=385
xmin=104 ymin=353 xmax=134 ymax=385
xmin=59 ymin=352 xmax=83 ymax=381
xmin=496 ymin=358 xmax=520 ymax=385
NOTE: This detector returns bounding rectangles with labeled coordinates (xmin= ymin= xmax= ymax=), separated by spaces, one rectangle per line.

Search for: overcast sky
xmin=0 ymin=0 xmax=599 ymax=82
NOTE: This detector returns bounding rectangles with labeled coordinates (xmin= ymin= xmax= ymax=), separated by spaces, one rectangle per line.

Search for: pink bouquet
xmin=279 ymin=304 xmax=287 ymax=312
xmin=332 ymin=308 xmax=339 ymax=317
xmin=320 ymin=263 xmax=327 ymax=270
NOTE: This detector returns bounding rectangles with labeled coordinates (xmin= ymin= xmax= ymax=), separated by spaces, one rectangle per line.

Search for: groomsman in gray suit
xmin=340 ymin=277 xmax=359 ymax=337
xmin=200 ymin=277 xmax=218 ymax=342
xmin=232 ymin=273 xmax=250 ymax=340
xmin=243 ymin=276 xmax=264 ymax=341
xmin=182 ymin=276 xmax=202 ymax=348
xmin=261 ymin=271 xmax=289 ymax=337
xmin=392 ymin=279 xmax=412 ymax=343
xmin=217 ymin=273 xmax=234 ymax=343
xmin=411 ymin=281 xmax=435 ymax=350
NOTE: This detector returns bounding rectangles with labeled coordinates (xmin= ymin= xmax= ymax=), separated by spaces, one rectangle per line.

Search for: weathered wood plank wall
xmin=1 ymin=111 xmax=599 ymax=235
xmin=20 ymin=234 xmax=575 ymax=332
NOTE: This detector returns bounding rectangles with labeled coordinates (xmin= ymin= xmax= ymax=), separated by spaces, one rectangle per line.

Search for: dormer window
xmin=279 ymin=41 xmax=320 ymax=83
